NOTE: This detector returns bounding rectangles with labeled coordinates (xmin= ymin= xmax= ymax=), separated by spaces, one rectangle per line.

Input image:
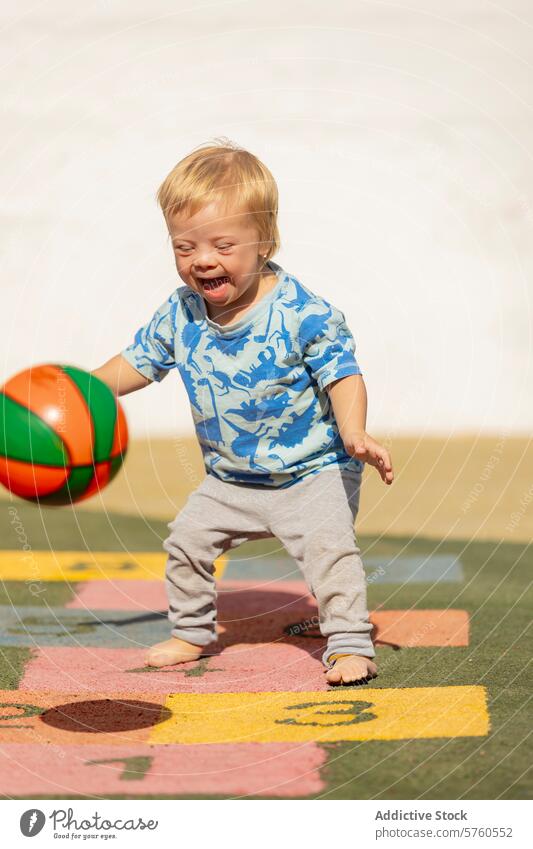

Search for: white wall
xmin=2 ymin=0 xmax=531 ymax=436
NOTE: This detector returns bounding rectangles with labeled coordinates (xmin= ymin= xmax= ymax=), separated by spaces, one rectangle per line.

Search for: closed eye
xmin=173 ymin=244 xmax=233 ymax=251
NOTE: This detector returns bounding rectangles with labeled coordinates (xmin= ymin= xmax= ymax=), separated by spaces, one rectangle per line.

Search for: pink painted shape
xmin=66 ymin=578 xmax=311 ymax=611
xmin=0 ymin=742 xmax=326 ymax=797
xmin=66 ymin=580 xmax=167 ymax=611
xmin=19 ymin=643 xmax=327 ymax=694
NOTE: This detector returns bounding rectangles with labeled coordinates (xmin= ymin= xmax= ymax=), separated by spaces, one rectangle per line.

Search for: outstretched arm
xmin=326 ymin=374 xmax=394 ymax=485
xmin=92 ymin=354 xmax=152 ymax=397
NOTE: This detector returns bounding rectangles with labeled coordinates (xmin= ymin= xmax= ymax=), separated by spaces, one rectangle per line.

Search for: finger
xmin=380 ymin=463 xmax=391 ymax=484
xmin=383 ymin=454 xmax=394 ymax=481
xmin=373 ymin=463 xmax=385 ymax=482
xmin=374 ymin=446 xmax=391 ymax=469
xmin=381 ymin=448 xmax=393 ymax=471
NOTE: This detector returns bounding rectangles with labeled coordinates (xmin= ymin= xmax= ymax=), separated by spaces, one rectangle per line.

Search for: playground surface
xmin=0 ymin=436 xmax=531 ymax=799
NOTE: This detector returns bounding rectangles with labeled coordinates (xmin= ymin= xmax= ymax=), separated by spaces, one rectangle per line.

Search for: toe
xmin=340 ymin=668 xmax=361 ymax=685
xmin=145 ymin=652 xmax=166 ymax=667
xmin=326 ymin=657 xmax=378 ymax=686
xmin=325 ymin=666 xmax=342 ymax=684
xmin=145 ymin=656 xmax=162 ymax=668
xmin=340 ymin=659 xmax=377 ymax=685
xmin=145 ymin=647 xmax=176 ymax=667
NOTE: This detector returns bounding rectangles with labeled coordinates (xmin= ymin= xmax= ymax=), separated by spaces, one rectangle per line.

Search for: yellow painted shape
xmin=213 ymin=555 xmax=227 ymax=578
xmin=149 ymin=686 xmax=490 ymax=745
xmin=0 ymin=550 xmax=227 ymax=581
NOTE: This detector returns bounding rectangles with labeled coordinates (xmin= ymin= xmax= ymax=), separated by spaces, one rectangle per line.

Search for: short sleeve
xmin=299 ymin=300 xmax=362 ymax=391
xmin=121 ymin=296 xmax=177 ymax=383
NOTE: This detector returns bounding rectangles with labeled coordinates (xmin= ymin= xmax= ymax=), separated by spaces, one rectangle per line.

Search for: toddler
xmin=93 ymin=139 xmax=394 ymax=685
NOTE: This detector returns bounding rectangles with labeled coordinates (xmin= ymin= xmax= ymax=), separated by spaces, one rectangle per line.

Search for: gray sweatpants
xmin=162 ymin=466 xmax=375 ymax=666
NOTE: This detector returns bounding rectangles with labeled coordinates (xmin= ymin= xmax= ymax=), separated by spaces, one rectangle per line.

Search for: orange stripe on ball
xmin=111 ymin=402 xmax=128 ymax=459
xmin=0 ymin=456 xmax=68 ymax=498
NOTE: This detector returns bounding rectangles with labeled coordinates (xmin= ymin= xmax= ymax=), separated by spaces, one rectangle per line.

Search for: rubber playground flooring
xmin=0 ymin=492 xmax=531 ymax=801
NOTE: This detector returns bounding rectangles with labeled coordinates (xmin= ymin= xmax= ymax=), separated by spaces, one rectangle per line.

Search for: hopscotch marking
xmin=0 ymin=686 xmax=490 ymax=746
xmin=0 ymin=741 xmax=327 ymax=797
xmin=150 ymin=686 xmax=490 ymax=745
xmin=0 ymin=538 xmax=486 ymax=797
xmin=223 ymin=554 xmax=464 ymax=584
xmin=0 ymin=551 xmax=227 ymax=581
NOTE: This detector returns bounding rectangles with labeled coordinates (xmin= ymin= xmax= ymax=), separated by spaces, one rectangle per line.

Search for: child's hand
xmin=343 ymin=431 xmax=394 ymax=485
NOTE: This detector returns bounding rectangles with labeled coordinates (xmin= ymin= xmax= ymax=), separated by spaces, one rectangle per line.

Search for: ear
xmin=256 ymin=241 xmax=268 ymax=263
xmin=257 ymin=235 xmax=271 ymax=258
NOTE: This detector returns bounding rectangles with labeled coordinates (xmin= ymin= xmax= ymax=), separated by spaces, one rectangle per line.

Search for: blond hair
xmin=156 ymin=137 xmax=280 ymax=266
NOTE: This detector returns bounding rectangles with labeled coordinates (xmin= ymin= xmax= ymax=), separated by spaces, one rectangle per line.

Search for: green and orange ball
xmin=0 ymin=364 xmax=128 ymax=505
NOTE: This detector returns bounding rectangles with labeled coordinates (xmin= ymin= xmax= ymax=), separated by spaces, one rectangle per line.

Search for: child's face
xmin=167 ymin=200 xmax=269 ymax=315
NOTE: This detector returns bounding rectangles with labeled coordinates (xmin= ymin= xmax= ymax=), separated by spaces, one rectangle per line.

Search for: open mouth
xmin=199 ymin=275 xmax=231 ymax=291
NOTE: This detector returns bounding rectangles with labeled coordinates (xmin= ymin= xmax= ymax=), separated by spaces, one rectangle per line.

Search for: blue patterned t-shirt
xmin=121 ymin=260 xmax=363 ymax=488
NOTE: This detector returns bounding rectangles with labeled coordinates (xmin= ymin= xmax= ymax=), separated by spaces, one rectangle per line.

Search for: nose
xmin=192 ymin=248 xmax=217 ymax=271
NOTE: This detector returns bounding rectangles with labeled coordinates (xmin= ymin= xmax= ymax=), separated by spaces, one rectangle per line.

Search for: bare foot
xmin=144 ymin=636 xmax=203 ymax=668
xmin=325 ymin=654 xmax=378 ymax=685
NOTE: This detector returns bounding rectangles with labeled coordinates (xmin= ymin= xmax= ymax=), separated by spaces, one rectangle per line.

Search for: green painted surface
xmin=0 ymin=647 xmax=35 ymax=690
xmin=0 ymin=581 xmax=75 ymax=607
xmin=0 ymin=496 xmax=169 ymax=550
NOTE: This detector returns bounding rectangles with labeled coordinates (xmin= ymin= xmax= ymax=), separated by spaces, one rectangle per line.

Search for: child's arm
xmin=91 ymin=354 xmax=152 ymax=397
xmin=298 ymin=298 xmax=394 ymax=484
xmin=93 ymin=291 xmax=179 ymax=396
xmin=326 ymin=374 xmax=394 ymax=485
